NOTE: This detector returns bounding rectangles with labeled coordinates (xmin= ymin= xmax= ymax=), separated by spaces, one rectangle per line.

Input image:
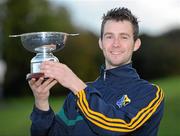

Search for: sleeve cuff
xmin=33 ymin=105 xmax=53 ymax=115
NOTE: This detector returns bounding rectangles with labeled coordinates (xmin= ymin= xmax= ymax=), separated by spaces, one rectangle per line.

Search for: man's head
xmin=100 ymin=7 xmax=139 ymax=41
xmin=99 ymin=7 xmax=141 ymax=69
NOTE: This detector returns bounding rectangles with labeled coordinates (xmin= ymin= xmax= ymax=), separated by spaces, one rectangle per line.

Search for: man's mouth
xmin=111 ymin=51 xmax=121 ymax=55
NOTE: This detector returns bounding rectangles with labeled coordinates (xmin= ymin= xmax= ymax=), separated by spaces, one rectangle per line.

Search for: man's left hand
xmin=40 ymin=61 xmax=87 ymax=94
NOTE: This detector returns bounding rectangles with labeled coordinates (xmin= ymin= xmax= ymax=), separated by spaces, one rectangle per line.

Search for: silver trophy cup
xmin=9 ymin=32 xmax=78 ymax=80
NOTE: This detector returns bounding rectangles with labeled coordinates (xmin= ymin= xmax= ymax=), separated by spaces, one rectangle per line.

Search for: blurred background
xmin=0 ymin=0 xmax=180 ymax=135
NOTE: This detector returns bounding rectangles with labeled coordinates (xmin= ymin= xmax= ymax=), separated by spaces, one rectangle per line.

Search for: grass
xmin=0 ymin=97 xmax=65 ymax=136
xmin=153 ymin=76 xmax=180 ymax=136
xmin=0 ymin=76 xmax=180 ymax=136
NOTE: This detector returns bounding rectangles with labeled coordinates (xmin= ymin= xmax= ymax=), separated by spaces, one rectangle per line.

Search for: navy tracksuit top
xmin=30 ymin=63 xmax=164 ymax=136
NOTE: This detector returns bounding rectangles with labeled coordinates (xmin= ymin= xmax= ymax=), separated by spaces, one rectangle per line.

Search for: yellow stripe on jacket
xmin=76 ymin=85 xmax=164 ymax=132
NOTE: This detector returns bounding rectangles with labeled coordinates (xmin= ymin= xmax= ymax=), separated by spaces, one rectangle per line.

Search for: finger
xmin=28 ymin=78 xmax=36 ymax=86
xmin=40 ymin=63 xmax=49 ymax=71
xmin=45 ymin=80 xmax=58 ymax=91
xmin=39 ymin=79 xmax=57 ymax=94
xmin=41 ymin=61 xmax=54 ymax=66
xmin=44 ymin=60 xmax=58 ymax=64
xmin=41 ymin=61 xmax=62 ymax=71
xmin=40 ymin=64 xmax=53 ymax=74
xmin=41 ymin=78 xmax=54 ymax=87
xmin=43 ymin=61 xmax=60 ymax=68
xmin=41 ymin=70 xmax=56 ymax=79
xmin=35 ymin=77 xmax=44 ymax=86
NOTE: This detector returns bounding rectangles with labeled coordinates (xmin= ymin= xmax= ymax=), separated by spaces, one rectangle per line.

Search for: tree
xmin=133 ymin=29 xmax=180 ymax=79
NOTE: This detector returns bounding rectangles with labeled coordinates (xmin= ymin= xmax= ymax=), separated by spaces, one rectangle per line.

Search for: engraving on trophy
xmin=9 ymin=32 xmax=78 ymax=80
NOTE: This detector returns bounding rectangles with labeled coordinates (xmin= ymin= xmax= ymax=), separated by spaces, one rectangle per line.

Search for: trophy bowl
xmin=9 ymin=32 xmax=79 ymax=53
xmin=9 ymin=32 xmax=79 ymax=80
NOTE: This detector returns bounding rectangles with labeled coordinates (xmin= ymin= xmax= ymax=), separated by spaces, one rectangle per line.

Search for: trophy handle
xmin=9 ymin=34 xmax=22 ymax=37
xmin=67 ymin=33 xmax=79 ymax=36
xmin=9 ymin=32 xmax=79 ymax=37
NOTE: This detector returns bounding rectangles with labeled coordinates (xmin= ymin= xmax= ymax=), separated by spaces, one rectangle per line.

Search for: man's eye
xmin=122 ymin=36 xmax=128 ymax=39
xmin=106 ymin=35 xmax=112 ymax=39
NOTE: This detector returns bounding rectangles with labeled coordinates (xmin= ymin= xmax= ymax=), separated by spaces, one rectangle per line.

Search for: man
xmin=29 ymin=7 xmax=164 ymax=136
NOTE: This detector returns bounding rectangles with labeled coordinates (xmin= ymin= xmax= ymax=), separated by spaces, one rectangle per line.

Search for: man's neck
xmin=105 ymin=61 xmax=132 ymax=70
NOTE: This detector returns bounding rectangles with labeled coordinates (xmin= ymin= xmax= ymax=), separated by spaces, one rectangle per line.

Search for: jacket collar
xmin=100 ymin=63 xmax=140 ymax=82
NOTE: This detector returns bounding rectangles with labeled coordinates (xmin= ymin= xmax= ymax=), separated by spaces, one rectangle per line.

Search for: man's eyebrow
xmin=104 ymin=32 xmax=131 ymax=37
xmin=104 ymin=32 xmax=113 ymax=36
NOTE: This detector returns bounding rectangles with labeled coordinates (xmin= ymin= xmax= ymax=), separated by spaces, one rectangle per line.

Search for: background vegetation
xmin=0 ymin=0 xmax=180 ymax=135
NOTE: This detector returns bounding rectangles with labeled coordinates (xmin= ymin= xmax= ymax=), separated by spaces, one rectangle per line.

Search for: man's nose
xmin=113 ymin=37 xmax=120 ymax=47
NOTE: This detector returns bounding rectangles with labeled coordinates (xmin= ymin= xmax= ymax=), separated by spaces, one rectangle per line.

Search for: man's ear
xmin=98 ymin=38 xmax=103 ymax=50
xmin=133 ymin=38 xmax=141 ymax=51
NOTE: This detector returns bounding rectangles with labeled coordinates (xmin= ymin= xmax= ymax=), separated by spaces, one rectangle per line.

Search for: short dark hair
xmin=100 ymin=7 xmax=139 ymax=41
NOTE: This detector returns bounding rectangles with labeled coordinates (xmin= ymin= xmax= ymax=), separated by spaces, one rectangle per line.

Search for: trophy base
xmin=26 ymin=73 xmax=45 ymax=81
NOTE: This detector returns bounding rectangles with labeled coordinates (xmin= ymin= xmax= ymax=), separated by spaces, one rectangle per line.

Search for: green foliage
xmin=133 ymin=30 xmax=180 ymax=79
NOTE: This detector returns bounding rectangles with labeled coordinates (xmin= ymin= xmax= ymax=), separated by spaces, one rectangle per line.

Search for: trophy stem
xmin=28 ymin=51 xmax=59 ymax=80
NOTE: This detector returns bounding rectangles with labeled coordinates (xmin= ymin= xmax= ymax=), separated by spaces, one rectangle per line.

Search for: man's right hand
xmin=28 ymin=77 xmax=57 ymax=111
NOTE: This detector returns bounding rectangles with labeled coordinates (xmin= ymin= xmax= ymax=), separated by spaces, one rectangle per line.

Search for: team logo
xmin=116 ymin=95 xmax=131 ymax=108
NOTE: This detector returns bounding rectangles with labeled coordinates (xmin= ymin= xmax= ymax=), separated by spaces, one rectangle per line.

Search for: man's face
xmin=99 ymin=20 xmax=141 ymax=69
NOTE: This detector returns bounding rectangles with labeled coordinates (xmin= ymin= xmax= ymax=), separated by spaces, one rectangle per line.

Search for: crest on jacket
xmin=116 ymin=95 xmax=131 ymax=108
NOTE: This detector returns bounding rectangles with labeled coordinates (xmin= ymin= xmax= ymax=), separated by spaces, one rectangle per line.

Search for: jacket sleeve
xmin=76 ymin=84 xmax=164 ymax=135
xmin=30 ymin=105 xmax=69 ymax=136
